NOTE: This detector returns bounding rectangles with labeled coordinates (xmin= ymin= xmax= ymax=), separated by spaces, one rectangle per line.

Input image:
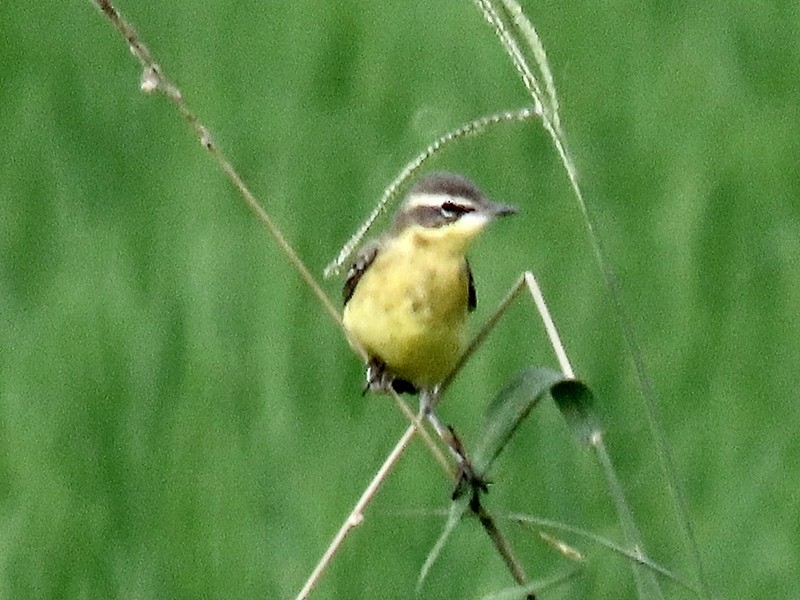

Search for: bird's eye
xmin=440 ymin=201 xmax=471 ymax=218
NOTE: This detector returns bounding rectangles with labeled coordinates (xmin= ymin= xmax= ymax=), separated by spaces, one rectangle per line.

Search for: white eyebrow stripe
xmin=403 ymin=193 xmax=476 ymax=211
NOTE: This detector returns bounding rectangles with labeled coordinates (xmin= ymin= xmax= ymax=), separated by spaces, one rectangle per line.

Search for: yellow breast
xmin=342 ymin=229 xmax=470 ymax=389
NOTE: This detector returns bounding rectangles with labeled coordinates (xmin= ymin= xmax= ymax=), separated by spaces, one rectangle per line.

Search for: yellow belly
xmin=342 ymin=235 xmax=470 ymax=389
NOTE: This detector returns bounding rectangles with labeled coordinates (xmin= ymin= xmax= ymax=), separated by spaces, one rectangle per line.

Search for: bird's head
xmin=391 ymin=172 xmax=517 ymax=252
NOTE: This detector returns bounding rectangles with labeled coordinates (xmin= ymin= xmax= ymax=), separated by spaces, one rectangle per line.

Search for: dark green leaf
xmin=473 ymin=369 xmax=602 ymax=477
xmin=551 ymin=379 xmax=602 ymax=445
xmin=472 ymin=367 xmax=563 ymax=475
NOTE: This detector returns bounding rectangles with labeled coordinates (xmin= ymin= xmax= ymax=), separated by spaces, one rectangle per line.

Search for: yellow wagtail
xmin=342 ymin=172 xmax=517 ymax=397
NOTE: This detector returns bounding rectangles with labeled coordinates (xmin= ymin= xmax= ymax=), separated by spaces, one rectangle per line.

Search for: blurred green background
xmin=2 ymin=1 xmax=798 ymax=598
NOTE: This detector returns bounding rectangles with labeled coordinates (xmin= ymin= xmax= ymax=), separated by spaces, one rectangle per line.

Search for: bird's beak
xmin=487 ymin=200 xmax=519 ymax=218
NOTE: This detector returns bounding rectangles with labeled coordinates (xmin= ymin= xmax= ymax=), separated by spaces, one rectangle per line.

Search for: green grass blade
xmin=508 ymin=514 xmax=701 ymax=596
xmin=551 ymin=380 xmax=664 ymax=598
xmin=416 ymin=495 xmax=471 ymax=592
xmin=472 ymin=367 xmax=564 ymax=475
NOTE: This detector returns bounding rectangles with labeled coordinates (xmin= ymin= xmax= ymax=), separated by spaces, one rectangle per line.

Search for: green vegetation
xmin=2 ymin=1 xmax=798 ymax=598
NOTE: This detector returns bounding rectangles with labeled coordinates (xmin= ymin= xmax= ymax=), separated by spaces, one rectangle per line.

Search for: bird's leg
xmin=419 ymin=388 xmax=488 ymax=500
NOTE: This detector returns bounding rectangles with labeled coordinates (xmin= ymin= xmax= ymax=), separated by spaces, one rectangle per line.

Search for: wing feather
xmin=342 ymin=242 xmax=380 ymax=306
xmin=466 ymin=258 xmax=477 ymax=312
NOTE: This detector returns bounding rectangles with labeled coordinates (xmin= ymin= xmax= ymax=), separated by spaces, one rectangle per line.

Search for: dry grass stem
xmin=295 ymin=424 xmax=419 ymax=600
xmin=90 ymin=0 xmax=342 ymax=328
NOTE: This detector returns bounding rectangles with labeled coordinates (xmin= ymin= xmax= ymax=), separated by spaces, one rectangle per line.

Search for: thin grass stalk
xmin=87 ymin=6 xmax=463 ymax=597
xmin=90 ymin=0 xmax=342 ymax=329
xmin=508 ymin=514 xmax=700 ymax=595
xmin=473 ymin=1 xmax=709 ymax=596
xmin=295 ymin=424 xmax=419 ymax=600
xmin=593 ymin=439 xmax=665 ymax=599
xmin=473 ymin=501 xmax=534 ymax=599
xmin=325 ymin=107 xmax=539 ymax=278
xmin=89 ymin=0 xmax=464 ymax=461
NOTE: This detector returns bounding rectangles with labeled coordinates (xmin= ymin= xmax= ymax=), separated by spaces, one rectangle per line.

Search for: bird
xmin=341 ymin=172 xmax=517 ymax=397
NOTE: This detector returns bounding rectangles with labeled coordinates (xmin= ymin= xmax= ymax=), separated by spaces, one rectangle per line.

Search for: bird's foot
xmin=362 ymin=360 xmax=418 ymax=395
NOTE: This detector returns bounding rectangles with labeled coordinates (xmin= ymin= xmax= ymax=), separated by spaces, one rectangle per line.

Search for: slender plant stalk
xmin=440 ymin=271 xmax=573 ymax=397
xmin=301 ymin=269 xmax=582 ymax=598
xmin=89 ymin=0 xmax=342 ymax=328
xmin=325 ymin=107 xmax=539 ymax=278
xmin=473 ymin=1 xmax=709 ymax=596
xmin=295 ymin=424 xmax=419 ymax=600
xmin=523 ymin=272 xmax=574 ymax=378
xmin=88 ymin=0 xmax=460 ymax=463
xmin=593 ymin=439 xmax=664 ymax=598
xmin=509 ymin=513 xmax=700 ymax=595
xmin=473 ymin=500 xmax=534 ymax=599
xmin=479 ymin=568 xmax=583 ymax=600
xmin=86 ymin=1 xmax=456 ymax=592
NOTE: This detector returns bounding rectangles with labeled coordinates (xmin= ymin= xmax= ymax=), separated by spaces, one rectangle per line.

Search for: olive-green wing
xmin=466 ymin=258 xmax=477 ymax=312
xmin=342 ymin=242 xmax=380 ymax=306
